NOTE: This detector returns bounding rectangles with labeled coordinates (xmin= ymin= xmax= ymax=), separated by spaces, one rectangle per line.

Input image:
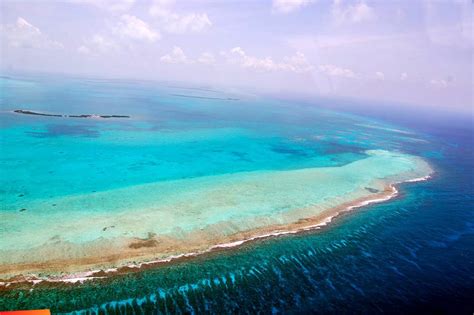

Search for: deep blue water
xmin=0 ymin=74 xmax=473 ymax=314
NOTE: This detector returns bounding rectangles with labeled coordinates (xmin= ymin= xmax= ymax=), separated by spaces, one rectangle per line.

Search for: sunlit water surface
xmin=0 ymin=75 xmax=472 ymax=313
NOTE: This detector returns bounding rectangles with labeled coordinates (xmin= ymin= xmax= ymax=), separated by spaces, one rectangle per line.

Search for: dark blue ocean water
xmin=0 ymin=75 xmax=473 ymax=314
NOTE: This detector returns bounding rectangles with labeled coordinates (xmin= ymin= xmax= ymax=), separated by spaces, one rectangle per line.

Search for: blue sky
xmin=0 ymin=0 xmax=472 ymax=112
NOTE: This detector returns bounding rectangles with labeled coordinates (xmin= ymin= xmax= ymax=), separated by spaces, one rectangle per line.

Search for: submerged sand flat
xmin=0 ymin=150 xmax=432 ymax=279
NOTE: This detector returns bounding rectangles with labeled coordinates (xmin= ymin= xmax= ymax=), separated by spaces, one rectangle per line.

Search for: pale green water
xmin=0 ymin=75 xmax=432 ymax=273
xmin=1 ymin=149 xmax=431 ymax=267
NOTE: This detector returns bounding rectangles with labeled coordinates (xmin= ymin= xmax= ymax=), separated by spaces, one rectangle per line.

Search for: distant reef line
xmin=170 ymin=94 xmax=239 ymax=101
xmin=13 ymin=109 xmax=130 ymax=119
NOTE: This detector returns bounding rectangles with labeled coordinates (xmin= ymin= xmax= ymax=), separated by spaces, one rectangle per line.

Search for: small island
xmin=14 ymin=109 xmax=130 ymax=119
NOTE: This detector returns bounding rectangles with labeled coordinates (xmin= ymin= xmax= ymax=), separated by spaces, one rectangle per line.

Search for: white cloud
xmin=149 ymin=0 xmax=212 ymax=34
xmin=332 ymin=0 xmax=375 ymax=24
xmin=72 ymin=0 xmax=135 ymax=12
xmin=77 ymin=45 xmax=91 ymax=54
xmin=229 ymin=47 xmax=313 ymax=73
xmin=148 ymin=0 xmax=175 ymax=17
xmin=230 ymin=46 xmax=245 ymax=56
xmin=159 ymin=48 xmax=214 ymax=65
xmin=1 ymin=17 xmax=63 ymax=49
xmin=91 ymin=34 xmax=118 ymax=52
xmin=318 ymin=64 xmax=355 ymax=78
xmin=272 ymin=0 xmax=314 ymax=14
xmin=229 ymin=47 xmax=277 ymax=71
xmin=16 ymin=17 xmax=39 ymax=33
xmin=281 ymin=52 xmax=314 ymax=72
xmin=430 ymin=78 xmax=449 ymax=88
xmin=400 ymin=72 xmax=408 ymax=80
xmin=78 ymin=34 xmax=119 ymax=55
xmin=375 ymin=71 xmax=385 ymax=80
xmin=160 ymin=46 xmax=191 ymax=64
xmin=165 ymin=13 xmax=212 ymax=34
xmin=114 ymin=14 xmax=160 ymax=42
xmin=77 ymin=15 xmax=158 ymax=55
xmin=197 ymin=52 xmax=215 ymax=65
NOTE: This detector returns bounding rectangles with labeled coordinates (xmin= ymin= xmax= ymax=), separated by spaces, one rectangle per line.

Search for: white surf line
xmin=404 ymin=175 xmax=432 ymax=183
xmin=0 ymin=174 xmax=432 ymax=286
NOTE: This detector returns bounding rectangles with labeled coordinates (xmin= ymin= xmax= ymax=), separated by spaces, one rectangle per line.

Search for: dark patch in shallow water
xmin=26 ymin=124 xmax=100 ymax=138
xmin=365 ymin=187 xmax=379 ymax=193
xmin=230 ymin=151 xmax=252 ymax=162
xmin=322 ymin=142 xmax=365 ymax=155
xmin=129 ymin=232 xmax=159 ymax=249
xmin=271 ymin=145 xmax=309 ymax=157
xmin=129 ymin=239 xmax=159 ymax=249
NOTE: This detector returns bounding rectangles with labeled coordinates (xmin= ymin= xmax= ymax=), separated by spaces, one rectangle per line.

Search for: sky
xmin=0 ymin=0 xmax=472 ymax=113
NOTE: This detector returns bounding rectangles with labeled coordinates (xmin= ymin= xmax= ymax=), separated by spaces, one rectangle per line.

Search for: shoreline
xmin=0 ymin=174 xmax=432 ymax=289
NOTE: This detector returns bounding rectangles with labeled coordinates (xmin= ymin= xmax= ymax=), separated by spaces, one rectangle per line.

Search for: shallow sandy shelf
xmin=0 ymin=150 xmax=433 ymax=282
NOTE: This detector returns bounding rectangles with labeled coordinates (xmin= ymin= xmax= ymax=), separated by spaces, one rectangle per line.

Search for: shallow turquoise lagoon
xmin=0 ymin=75 xmax=432 ymax=277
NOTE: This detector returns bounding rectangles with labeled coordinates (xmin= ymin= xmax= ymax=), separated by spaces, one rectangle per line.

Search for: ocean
xmin=0 ymin=74 xmax=472 ymax=313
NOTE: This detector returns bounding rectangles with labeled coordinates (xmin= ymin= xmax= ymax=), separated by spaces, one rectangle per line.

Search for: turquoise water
xmin=0 ymin=74 xmax=432 ymax=274
xmin=2 ymin=150 xmax=430 ymax=253
xmin=1 ymin=74 xmax=471 ymax=313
